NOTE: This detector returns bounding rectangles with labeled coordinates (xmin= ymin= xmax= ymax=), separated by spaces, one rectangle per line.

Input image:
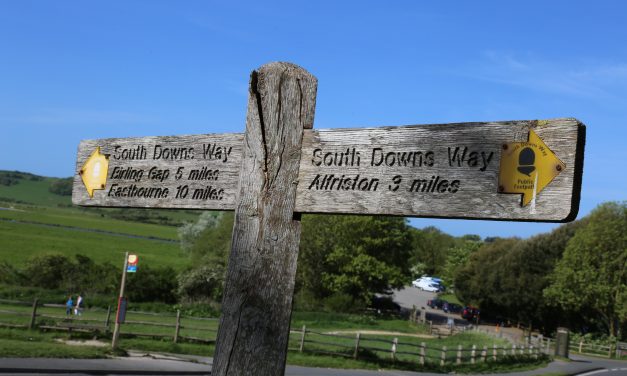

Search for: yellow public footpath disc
xmin=498 ymin=130 xmax=566 ymax=207
xmin=80 ymin=147 xmax=109 ymax=198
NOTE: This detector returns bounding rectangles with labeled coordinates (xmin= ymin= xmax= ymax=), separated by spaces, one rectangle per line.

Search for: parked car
xmin=412 ymin=276 xmax=445 ymax=292
xmin=414 ymin=279 xmax=440 ymax=292
xmin=427 ymin=298 xmax=446 ymax=309
xmin=461 ymin=306 xmax=480 ymax=322
xmin=448 ymin=303 xmax=463 ymax=313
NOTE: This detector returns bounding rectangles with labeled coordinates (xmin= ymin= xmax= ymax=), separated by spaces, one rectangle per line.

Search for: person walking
xmin=65 ymin=295 xmax=73 ymax=316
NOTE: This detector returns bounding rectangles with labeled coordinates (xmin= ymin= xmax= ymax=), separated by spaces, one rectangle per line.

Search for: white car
xmin=411 ymin=277 xmax=441 ymax=292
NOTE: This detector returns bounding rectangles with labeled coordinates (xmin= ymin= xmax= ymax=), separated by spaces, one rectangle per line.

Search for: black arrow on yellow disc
xmin=498 ymin=129 xmax=566 ymax=207
xmin=79 ymin=147 xmax=109 ymax=198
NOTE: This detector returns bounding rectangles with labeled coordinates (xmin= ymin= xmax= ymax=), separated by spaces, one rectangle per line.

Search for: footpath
xmin=1 ymin=351 xmax=625 ymax=375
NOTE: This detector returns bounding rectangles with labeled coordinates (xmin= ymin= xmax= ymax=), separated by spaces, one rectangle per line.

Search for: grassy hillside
xmin=0 ymin=219 xmax=185 ymax=269
xmin=0 ymin=171 xmax=70 ymax=207
xmin=0 ymin=170 xmax=211 ymax=271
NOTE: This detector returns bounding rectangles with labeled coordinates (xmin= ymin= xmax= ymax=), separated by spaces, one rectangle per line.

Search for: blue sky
xmin=1 ymin=1 xmax=625 ymax=238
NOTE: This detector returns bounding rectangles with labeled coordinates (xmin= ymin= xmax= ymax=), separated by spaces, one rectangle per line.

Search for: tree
xmin=48 ymin=178 xmax=73 ymax=196
xmin=297 ymin=215 xmax=412 ymax=309
xmin=410 ymin=226 xmax=456 ymax=276
xmin=441 ymin=238 xmax=482 ymax=288
xmin=176 ymin=212 xmax=234 ymax=303
xmin=455 ymin=238 xmax=519 ymax=313
xmin=544 ymin=201 xmax=627 ymax=338
xmin=24 ymin=253 xmax=74 ymax=289
xmin=178 ymin=211 xmax=224 ymax=256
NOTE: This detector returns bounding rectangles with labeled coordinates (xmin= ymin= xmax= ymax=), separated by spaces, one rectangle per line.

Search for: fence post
xmin=353 ymin=332 xmax=360 ymax=359
xmin=299 ymin=325 xmax=306 ymax=353
xmin=608 ymin=343 xmax=613 ymax=358
xmin=511 ymin=344 xmax=516 ymax=356
xmin=29 ymin=298 xmax=38 ymax=330
xmin=457 ymin=344 xmax=462 ymax=364
xmin=520 ymin=344 xmax=524 ymax=356
xmin=471 ymin=344 xmax=476 ymax=364
xmin=173 ymin=310 xmax=181 ymax=343
xmin=420 ymin=342 xmax=426 ymax=365
xmin=105 ymin=305 xmax=112 ymax=332
xmin=481 ymin=345 xmax=487 ymax=362
xmin=441 ymin=346 xmax=446 ymax=366
xmin=546 ymin=338 xmax=551 ymax=354
xmin=579 ymin=340 xmax=583 ymax=354
xmin=493 ymin=344 xmax=497 ymax=361
xmin=529 ymin=345 xmax=534 ymax=357
xmin=391 ymin=337 xmax=398 ymax=362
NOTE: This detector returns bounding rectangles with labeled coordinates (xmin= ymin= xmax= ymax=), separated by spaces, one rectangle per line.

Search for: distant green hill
xmin=0 ymin=171 xmax=71 ymax=207
xmin=0 ymin=170 xmax=208 ymax=270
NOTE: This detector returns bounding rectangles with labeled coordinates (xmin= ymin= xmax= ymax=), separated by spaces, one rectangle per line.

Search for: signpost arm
xmin=212 ymin=62 xmax=317 ymax=376
xmin=112 ymin=251 xmax=129 ymax=350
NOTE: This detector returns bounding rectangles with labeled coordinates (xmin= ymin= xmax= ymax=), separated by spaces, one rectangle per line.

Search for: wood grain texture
xmin=295 ymin=118 xmax=585 ymax=222
xmin=72 ymin=133 xmax=243 ymax=210
xmin=211 ymin=62 xmax=317 ymax=376
xmin=72 ymin=118 xmax=584 ymax=222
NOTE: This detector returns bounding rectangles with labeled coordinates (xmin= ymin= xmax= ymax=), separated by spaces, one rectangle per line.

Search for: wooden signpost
xmin=72 ymin=62 xmax=585 ymax=375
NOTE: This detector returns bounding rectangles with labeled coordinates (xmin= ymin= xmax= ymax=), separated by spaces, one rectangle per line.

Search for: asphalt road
xmin=392 ymin=286 xmax=468 ymax=326
xmin=1 ymin=353 xmax=625 ymax=375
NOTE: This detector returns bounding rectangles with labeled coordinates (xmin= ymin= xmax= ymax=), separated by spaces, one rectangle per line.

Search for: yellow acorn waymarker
xmin=498 ymin=129 xmax=566 ymax=207
xmin=80 ymin=147 xmax=109 ymax=198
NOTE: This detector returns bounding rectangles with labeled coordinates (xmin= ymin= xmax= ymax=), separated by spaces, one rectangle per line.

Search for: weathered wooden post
xmin=457 ymin=344 xmax=462 ymax=364
xmin=420 ymin=342 xmax=426 ymax=365
xmin=493 ymin=344 xmax=497 ymax=361
xmin=471 ymin=344 xmax=476 ymax=364
xmin=354 ymin=332 xmax=361 ymax=359
xmin=481 ymin=345 xmax=487 ymax=362
xmin=105 ymin=305 xmax=112 ymax=332
xmin=392 ymin=337 xmax=398 ymax=362
xmin=299 ymin=325 xmax=306 ymax=353
xmin=212 ymin=62 xmax=317 ymax=376
xmin=440 ymin=345 xmax=447 ymax=366
xmin=173 ymin=309 xmax=181 ymax=343
xmin=28 ymin=298 xmax=38 ymax=330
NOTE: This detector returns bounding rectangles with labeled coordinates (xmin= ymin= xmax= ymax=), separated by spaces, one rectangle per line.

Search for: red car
xmin=461 ymin=306 xmax=480 ymax=322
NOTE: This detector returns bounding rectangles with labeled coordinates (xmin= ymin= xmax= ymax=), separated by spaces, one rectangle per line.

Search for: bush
xmin=322 ymin=293 xmax=366 ymax=313
xmin=0 ymin=261 xmax=24 ymax=284
xmin=126 ymin=264 xmax=177 ymax=304
xmin=48 ymin=178 xmax=73 ymax=196
xmin=177 ymin=264 xmax=225 ymax=304
xmin=24 ymin=254 xmax=74 ymax=290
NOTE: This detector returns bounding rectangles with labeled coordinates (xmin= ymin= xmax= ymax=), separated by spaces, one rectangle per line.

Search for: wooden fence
xmin=2 ymin=298 xmax=621 ymax=363
xmin=0 ymin=298 xmax=218 ymax=344
xmin=476 ymin=324 xmax=625 ymax=359
xmin=288 ymin=325 xmax=540 ymax=365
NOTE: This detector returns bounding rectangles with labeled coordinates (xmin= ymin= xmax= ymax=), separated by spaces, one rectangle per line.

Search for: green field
xmin=0 ymin=220 xmax=187 ymax=269
xmin=0 ymin=170 xmax=209 ymax=270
